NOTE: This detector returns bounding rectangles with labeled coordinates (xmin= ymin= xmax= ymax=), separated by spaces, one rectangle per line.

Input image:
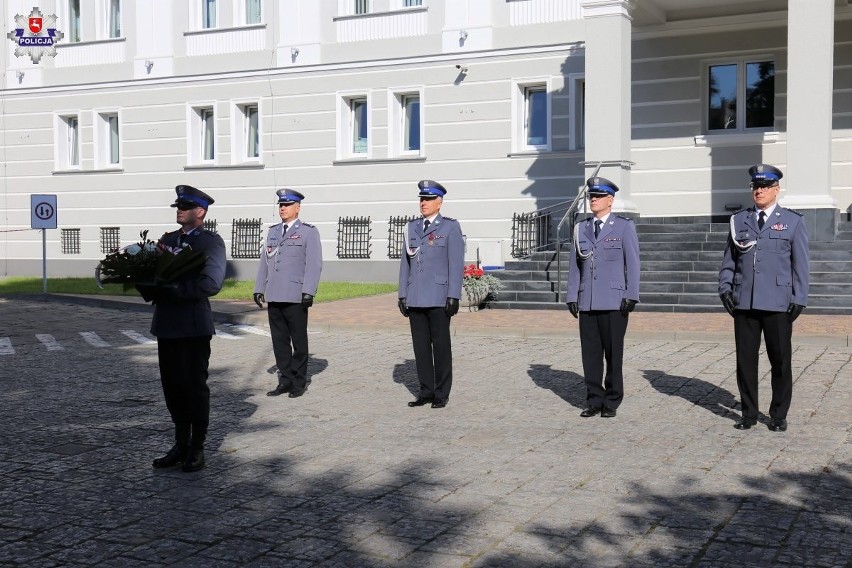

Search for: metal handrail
xmin=555 ymin=160 xmax=635 ymax=303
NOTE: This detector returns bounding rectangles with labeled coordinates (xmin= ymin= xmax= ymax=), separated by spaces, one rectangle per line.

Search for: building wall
xmin=1 ymin=1 xmax=850 ymax=280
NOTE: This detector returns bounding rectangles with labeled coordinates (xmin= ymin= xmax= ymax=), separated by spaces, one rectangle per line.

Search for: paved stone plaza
xmin=0 ymin=296 xmax=850 ymax=567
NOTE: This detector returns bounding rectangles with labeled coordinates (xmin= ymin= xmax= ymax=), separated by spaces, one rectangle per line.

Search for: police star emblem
xmin=7 ymin=7 xmax=64 ymax=64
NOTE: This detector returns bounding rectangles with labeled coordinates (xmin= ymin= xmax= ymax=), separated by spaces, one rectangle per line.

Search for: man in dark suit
xmin=566 ymin=177 xmax=640 ymax=418
xmin=719 ymin=164 xmax=809 ymax=432
xmin=398 ymin=180 xmax=465 ymax=409
xmin=138 ymin=185 xmax=226 ymax=472
xmin=253 ymin=189 xmax=323 ymax=399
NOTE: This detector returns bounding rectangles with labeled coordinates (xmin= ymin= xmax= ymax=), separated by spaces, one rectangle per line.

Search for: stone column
xmin=580 ymin=0 xmax=636 ymax=214
xmin=782 ymin=0 xmax=837 ymax=241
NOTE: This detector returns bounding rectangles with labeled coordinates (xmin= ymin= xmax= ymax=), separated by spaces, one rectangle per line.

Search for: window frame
xmin=106 ymin=0 xmax=121 ymax=38
xmin=231 ymin=99 xmax=262 ymax=164
xmin=94 ymin=109 xmax=121 ymax=169
xmin=568 ymin=73 xmax=585 ymax=151
xmin=187 ymin=103 xmax=218 ymax=165
xmin=512 ymin=79 xmax=552 ymax=153
xmin=354 ymin=0 xmax=370 ymax=15
xmin=388 ymin=87 xmax=425 ymax=158
xmin=201 ymin=0 xmax=218 ymax=29
xmin=703 ymin=56 xmax=776 ymax=134
xmin=68 ymin=0 xmax=82 ymax=42
xmin=54 ymin=112 xmax=82 ymax=171
xmin=337 ymin=92 xmax=372 ymax=159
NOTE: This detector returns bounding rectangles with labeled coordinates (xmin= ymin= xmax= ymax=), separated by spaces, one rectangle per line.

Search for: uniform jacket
xmin=399 ymin=214 xmax=465 ymax=308
xmin=566 ymin=214 xmax=640 ymax=311
xmin=254 ymin=219 xmax=323 ymax=303
xmin=718 ymin=206 xmax=809 ymax=311
xmin=150 ymin=227 xmax=227 ymax=338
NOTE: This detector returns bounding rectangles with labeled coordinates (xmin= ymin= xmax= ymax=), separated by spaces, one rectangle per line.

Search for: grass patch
xmin=0 ymin=277 xmax=397 ymax=303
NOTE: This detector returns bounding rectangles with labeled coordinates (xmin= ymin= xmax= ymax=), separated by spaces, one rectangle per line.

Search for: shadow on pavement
xmin=527 ymin=363 xmax=586 ymax=409
xmin=392 ymin=359 xmax=420 ymax=397
xmin=641 ymin=369 xmax=742 ymax=423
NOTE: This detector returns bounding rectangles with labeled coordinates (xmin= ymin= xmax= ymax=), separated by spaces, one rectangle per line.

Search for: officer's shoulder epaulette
xmin=616 ymin=215 xmax=634 ymax=222
xmin=442 ymin=216 xmax=457 ymax=222
xmin=731 ymin=208 xmax=748 ymax=216
xmin=301 ymin=222 xmax=315 ymax=228
xmin=783 ymin=207 xmax=804 ymax=217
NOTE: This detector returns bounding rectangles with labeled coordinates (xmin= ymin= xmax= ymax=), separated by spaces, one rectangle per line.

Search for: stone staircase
xmin=491 ymin=218 xmax=852 ymax=314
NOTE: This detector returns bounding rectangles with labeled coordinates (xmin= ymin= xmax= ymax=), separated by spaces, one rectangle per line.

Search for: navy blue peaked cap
xmin=586 ymin=176 xmax=619 ymax=196
xmin=418 ymin=180 xmax=447 ymax=199
xmin=171 ymin=185 xmax=214 ymax=209
xmin=276 ymin=189 xmax=305 ymax=204
xmin=748 ymin=164 xmax=783 ymax=185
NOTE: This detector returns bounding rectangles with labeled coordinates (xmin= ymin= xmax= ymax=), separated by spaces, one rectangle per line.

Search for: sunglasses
xmin=176 ymin=202 xmax=198 ymax=211
xmin=751 ymin=183 xmax=778 ymax=192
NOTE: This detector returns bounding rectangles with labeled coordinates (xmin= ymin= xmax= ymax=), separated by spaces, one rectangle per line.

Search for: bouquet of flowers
xmin=95 ymin=230 xmax=206 ymax=290
xmin=462 ymin=263 xmax=503 ymax=309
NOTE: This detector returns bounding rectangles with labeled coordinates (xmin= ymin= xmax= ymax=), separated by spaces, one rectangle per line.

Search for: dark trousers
xmin=408 ymin=307 xmax=453 ymax=400
xmin=157 ymin=336 xmax=212 ymax=427
xmin=734 ymin=310 xmax=793 ymax=420
xmin=268 ymin=302 xmax=309 ymax=391
xmin=579 ymin=310 xmax=629 ymax=409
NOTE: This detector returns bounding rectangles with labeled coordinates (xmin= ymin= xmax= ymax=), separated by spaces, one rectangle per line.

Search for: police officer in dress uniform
xmin=566 ymin=177 xmax=640 ymax=418
xmin=254 ymin=189 xmax=323 ymax=399
xmin=718 ymin=164 xmax=809 ymax=432
xmin=398 ymin=180 xmax=465 ymax=409
xmin=137 ymin=185 xmax=226 ymax=472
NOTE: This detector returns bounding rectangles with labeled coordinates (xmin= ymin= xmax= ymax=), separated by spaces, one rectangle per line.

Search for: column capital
xmin=580 ymin=0 xmax=634 ymax=19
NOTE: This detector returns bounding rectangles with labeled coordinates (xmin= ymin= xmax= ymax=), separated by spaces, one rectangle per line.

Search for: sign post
xmin=31 ymin=194 xmax=58 ymax=293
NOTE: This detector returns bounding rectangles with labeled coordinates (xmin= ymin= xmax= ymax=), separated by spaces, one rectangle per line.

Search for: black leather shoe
xmin=266 ymin=385 xmax=290 ymax=397
xmin=580 ymin=407 xmax=601 ymax=418
xmin=431 ymin=399 xmax=447 ymax=408
xmin=601 ymin=407 xmax=617 ymax=418
xmin=407 ymin=397 xmax=433 ymax=407
xmin=152 ymin=444 xmax=188 ymax=468
xmin=767 ymin=418 xmax=787 ymax=432
xmin=182 ymin=448 xmax=205 ymax=472
xmin=734 ymin=417 xmax=757 ymax=430
xmin=288 ymin=389 xmax=306 ymax=398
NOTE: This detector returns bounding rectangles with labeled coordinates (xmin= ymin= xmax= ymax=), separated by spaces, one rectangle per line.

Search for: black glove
xmin=567 ymin=302 xmax=579 ymax=319
xmin=398 ymin=298 xmax=409 ymax=317
xmin=445 ymin=297 xmax=460 ymax=317
xmin=620 ymin=298 xmax=637 ymax=316
xmin=136 ymin=283 xmax=158 ymax=303
xmin=787 ymin=303 xmax=804 ymax=323
xmin=720 ymin=292 xmax=736 ymax=317
xmin=253 ymin=293 xmax=265 ymax=309
xmin=302 ymin=293 xmax=314 ymax=308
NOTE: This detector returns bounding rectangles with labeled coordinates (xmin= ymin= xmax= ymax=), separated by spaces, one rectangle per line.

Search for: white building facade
xmin=1 ymin=0 xmax=850 ymax=280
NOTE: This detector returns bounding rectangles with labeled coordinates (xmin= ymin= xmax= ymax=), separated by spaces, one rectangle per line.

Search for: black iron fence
xmin=100 ymin=227 xmax=121 ymax=253
xmin=337 ymin=216 xmax=371 ymax=259
xmin=387 ymin=215 xmax=417 ymax=259
xmin=203 ymin=219 xmax=217 ymax=234
xmin=61 ymin=228 xmax=81 ymax=254
xmin=231 ymin=218 xmax=263 ymax=259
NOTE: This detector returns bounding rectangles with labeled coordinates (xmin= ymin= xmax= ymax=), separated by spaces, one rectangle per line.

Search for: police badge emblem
xmin=7 ymin=7 xmax=64 ymax=64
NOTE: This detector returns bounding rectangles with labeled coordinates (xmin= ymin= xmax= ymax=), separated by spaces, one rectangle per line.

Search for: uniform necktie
xmin=178 ymin=233 xmax=186 ymax=248
xmin=758 ymin=211 xmax=765 ymax=230
xmin=282 ymin=223 xmax=288 ymax=238
xmin=424 ymin=219 xmax=430 ymax=232
xmin=594 ymin=220 xmax=602 ymax=239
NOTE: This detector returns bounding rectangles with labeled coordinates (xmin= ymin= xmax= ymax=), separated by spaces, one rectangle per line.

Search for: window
xmin=513 ymin=80 xmax=551 ymax=152
xmin=68 ymin=0 xmax=81 ymax=42
xmin=95 ymin=112 xmax=120 ymax=168
xmin=707 ymin=59 xmax=775 ymax=132
xmin=232 ymin=102 xmax=260 ymax=163
xmin=202 ymin=0 xmax=217 ymax=28
xmin=108 ymin=0 xmax=121 ymax=37
xmin=100 ymin=227 xmax=121 ymax=254
xmin=354 ymin=0 xmax=369 ymax=15
xmin=245 ymin=0 xmax=261 ymax=24
xmin=569 ymin=74 xmax=585 ymax=150
xmin=61 ymin=229 xmax=81 ymax=254
xmin=351 ymin=99 xmax=368 ymax=154
xmin=188 ymin=104 xmax=217 ymax=165
xmin=389 ymin=89 xmax=424 ymax=157
xmin=55 ymin=114 xmax=81 ymax=170
xmin=404 ymin=0 xmax=422 ymax=5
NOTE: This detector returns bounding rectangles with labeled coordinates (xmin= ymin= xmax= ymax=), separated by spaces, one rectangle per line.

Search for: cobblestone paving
xmin=1 ymin=298 xmax=850 ymax=567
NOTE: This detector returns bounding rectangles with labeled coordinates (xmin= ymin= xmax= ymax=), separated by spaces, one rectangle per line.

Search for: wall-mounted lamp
xmin=144 ymin=59 xmax=154 ymax=73
xmin=290 ymin=47 xmax=300 ymax=58
xmin=15 ymin=70 xmax=25 ymax=81
xmin=459 ymin=29 xmax=468 ymax=41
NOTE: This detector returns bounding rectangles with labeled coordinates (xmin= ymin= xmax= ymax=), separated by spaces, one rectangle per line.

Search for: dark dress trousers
xmin=718 ymin=206 xmax=809 ymax=421
xmin=566 ymin=215 xmax=640 ymax=410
